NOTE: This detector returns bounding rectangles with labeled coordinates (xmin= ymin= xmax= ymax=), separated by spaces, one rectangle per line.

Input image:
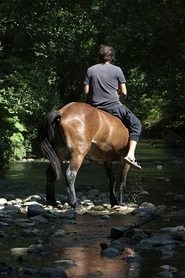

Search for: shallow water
xmin=0 ymin=141 xmax=185 ymax=277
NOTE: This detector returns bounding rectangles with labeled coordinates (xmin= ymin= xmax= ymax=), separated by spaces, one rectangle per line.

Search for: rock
xmin=20 ymin=228 xmax=40 ymax=237
xmin=4 ymin=204 xmax=21 ymax=214
xmin=0 ymin=198 xmax=7 ymax=205
xmin=27 ymin=204 xmax=46 ymax=217
xmin=156 ymin=270 xmax=174 ymax=277
xmin=140 ymin=202 xmax=156 ymax=209
xmin=11 ymin=247 xmax=29 ymax=256
xmin=134 ymin=202 xmax=157 ymax=218
xmin=139 ymin=190 xmax=149 ymax=196
xmin=101 ymin=247 xmax=121 ymax=257
xmin=30 ymin=215 xmax=48 ymax=223
xmin=23 ymin=194 xmax=44 ymax=202
xmin=160 ymin=265 xmax=178 ymax=273
xmin=0 ymin=231 xmax=8 ymax=237
xmin=54 ymin=229 xmax=67 ymax=237
xmin=39 ymin=267 xmax=68 ymax=277
xmin=28 ymin=243 xmax=44 ymax=253
xmin=15 ymin=218 xmax=36 ymax=228
xmin=0 ymin=264 xmax=17 ymax=276
xmin=91 ymin=205 xmax=105 ymax=211
xmin=109 ymin=238 xmax=129 ymax=252
xmin=101 ymin=214 xmax=110 ymax=219
xmin=125 ymin=228 xmax=149 ymax=243
xmin=100 ymin=242 xmax=109 ymax=250
xmin=160 ymin=245 xmax=176 ymax=259
xmin=111 ymin=226 xmax=130 ymax=239
xmin=114 ymin=205 xmax=135 ymax=214
xmin=138 ymin=234 xmax=175 ymax=250
xmin=160 ymin=226 xmax=185 ymax=241
xmin=0 ymin=221 xmax=9 ymax=227
xmin=57 ymin=210 xmax=76 ymax=219
xmin=174 ymin=194 xmax=185 ymax=202
xmin=54 ymin=259 xmax=76 ymax=269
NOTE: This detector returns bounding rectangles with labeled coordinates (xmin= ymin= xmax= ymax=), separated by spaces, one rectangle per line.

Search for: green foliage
xmin=0 ymin=0 xmax=185 ymax=166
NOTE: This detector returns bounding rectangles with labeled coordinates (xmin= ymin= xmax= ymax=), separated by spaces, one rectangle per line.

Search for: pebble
xmin=101 ymin=247 xmax=121 ymax=257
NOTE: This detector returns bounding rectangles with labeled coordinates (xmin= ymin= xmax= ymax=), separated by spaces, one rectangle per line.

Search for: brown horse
xmin=40 ymin=102 xmax=130 ymax=208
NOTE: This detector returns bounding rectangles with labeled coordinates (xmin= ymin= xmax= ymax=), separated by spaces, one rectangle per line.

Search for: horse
xmin=40 ymin=102 xmax=130 ymax=208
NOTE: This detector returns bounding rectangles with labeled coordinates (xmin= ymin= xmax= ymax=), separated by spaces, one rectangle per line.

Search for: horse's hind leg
xmin=65 ymin=153 xmax=85 ymax=208
xmin=119 ymin=162 xmax=130 ymax=205
xmin=103 ymin=161 xmax=119 ymax=206
xmin=46 ymin=164 xmax=57 ymax=205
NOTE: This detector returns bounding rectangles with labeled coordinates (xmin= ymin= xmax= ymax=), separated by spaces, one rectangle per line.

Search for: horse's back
xmin=58 ymin=102 xmax=129 ymax=161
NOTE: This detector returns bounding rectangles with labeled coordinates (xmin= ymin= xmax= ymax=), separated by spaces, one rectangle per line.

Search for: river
xmin=0 ymin=140 xmax=185 ymax=277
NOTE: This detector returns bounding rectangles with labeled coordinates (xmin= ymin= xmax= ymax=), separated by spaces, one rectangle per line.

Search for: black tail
xmin=40 ymin=110 xmax=61 ymax=179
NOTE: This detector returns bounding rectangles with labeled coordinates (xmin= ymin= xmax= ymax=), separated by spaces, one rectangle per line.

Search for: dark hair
xmin=99 ymin=45 xmax=115 ymax=63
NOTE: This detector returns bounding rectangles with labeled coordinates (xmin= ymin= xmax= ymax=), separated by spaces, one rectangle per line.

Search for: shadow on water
xmin=0 ymin=140 xmax=185 ymax=277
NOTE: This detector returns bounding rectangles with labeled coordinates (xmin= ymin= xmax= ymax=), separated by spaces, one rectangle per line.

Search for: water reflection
xmin=63 ymin=247 xmax=128 ymax=277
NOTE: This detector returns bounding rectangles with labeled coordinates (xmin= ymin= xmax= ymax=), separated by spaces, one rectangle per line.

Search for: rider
xmin=83 ymin=44 xmax=142 ymax=170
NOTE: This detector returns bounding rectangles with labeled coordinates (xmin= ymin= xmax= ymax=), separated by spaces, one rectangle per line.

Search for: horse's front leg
xmin=65 ymin=154 xmax=84 ymax=209
xmin=103 ymin=161 xmax=119 ymax=207
xmin=46 ymin=164 xmax=57 ymax=205
xmin=119 ymin=162 xmax=130 ymax=205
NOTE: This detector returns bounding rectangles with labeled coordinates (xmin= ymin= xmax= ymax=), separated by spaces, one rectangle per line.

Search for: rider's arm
xmin=83 ymin=84 xmax=89 ymax=95
xmin=119 ymin=83 xmax=127 ymax=102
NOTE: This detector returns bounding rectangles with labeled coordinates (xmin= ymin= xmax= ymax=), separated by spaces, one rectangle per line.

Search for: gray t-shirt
xmin=83 ymin=63 xmax=126 ymax=109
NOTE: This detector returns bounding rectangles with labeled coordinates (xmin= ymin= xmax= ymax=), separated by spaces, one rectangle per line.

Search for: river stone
xmin=156 ymin=270 xmax=174 ymax=277
xmin=54 ymin=259 xmax=76 ymax=268
xmin=20 ymin=228 xmax=40 ymax=237
xmin=15 ymin=218 xmax=36 ymax=227
xmin=57 ymin=210 xmax=76 ymax=219
xmin=125 ymin=228 xmax=149 ymax=242
xmin=0 ymin=198 xmax=7 ymax=205
xmin=160 ymin=226 xmax=185 ymax=241
xmin=160 ymin=245 xmax=176 ymax=259
xmin=101 ymin=247 xmax=121 ymax=257
xmin=114 ymin=205 xmax=135 ymax=214
xmin=28 ymin=243 xmax=44 ymax=253
xmin=0 ymin=230 xmax=8 ymax=237
xmin=4 ymin=204 xmax=21 ymax=214
xmin=30 ymin=215 xmax=48 ymax=223
xmin=160 ymin=265 xmax=178 ymax=273
xmin=134 ymin=206 xmax=157 ymax=218
xmin=111 ymin=226 xmax=130 ymax=239
xmin=24 ymin=194 xmax=43 ymax=202
xmin=138 ymin=234 xmax=175 ymax=250
xmin=0 ymin=221 xmax=9 ymax=227
xmin=91 ymin=205 xmax=104 ymax=211
xmin=109 ymin=237 xmax=129 ymax=252
xmin=54 ymin=229 xmax=67 ymax=237
xmin=174 ymin=194 xmax=185 ymax=202
xmin=0 ymin=265 xmax=17 ymax=276
xmin=39 ymin=267 xmax=68 ymax=277
xmin=27 ymin=204 xmax=46 ymax=217
xmin=11 ymin=247 xmax=29 ymax=256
